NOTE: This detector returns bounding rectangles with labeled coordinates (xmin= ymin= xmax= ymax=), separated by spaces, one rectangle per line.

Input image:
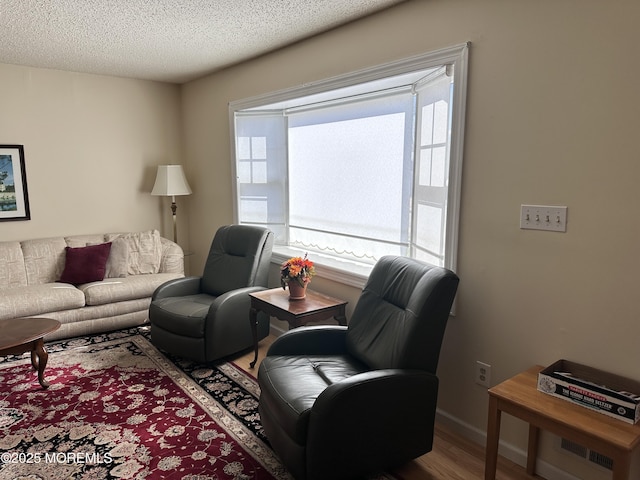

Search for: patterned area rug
xmin=0 ymin=327 xmax=291 ymax=480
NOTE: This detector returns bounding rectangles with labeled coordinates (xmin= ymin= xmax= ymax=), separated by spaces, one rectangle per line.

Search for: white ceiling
xmin=0 ymin=0 xmax=404 ymax=84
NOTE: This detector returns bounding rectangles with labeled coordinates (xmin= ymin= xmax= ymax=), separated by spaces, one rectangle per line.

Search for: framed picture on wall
xmin=0 ymin=145 xmax=31 ymax=221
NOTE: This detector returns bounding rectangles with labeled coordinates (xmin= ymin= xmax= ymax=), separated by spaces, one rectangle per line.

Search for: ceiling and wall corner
xmin=0 ymin=0 xmax=405 ymax=84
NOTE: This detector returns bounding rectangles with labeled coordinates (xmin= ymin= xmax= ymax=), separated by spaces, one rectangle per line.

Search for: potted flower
xmin=280 ymin=254 xmax=316 ymax=300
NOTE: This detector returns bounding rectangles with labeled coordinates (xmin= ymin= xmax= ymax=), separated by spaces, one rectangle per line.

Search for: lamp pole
xmin=171 ymin=196 xmax=178 ymax=244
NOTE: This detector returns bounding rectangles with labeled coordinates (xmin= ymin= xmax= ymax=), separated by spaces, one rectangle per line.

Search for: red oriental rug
xmin=0 ymin=328 xmax=291 ymax=480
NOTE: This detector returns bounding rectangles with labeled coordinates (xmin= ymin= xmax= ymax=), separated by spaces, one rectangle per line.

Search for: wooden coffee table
xmin=248 ymin=288 xmax=348 ymax=368
xmin=0 ymin=317 xmax=61 ymax=389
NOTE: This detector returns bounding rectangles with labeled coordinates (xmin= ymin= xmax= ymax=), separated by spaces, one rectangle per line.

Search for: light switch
xmin=520 ymin=205 xmax=567 ymax=232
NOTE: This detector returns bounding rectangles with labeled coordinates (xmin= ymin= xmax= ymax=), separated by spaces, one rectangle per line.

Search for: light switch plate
xmin=520 ymin=205 xmax=567 ymax=232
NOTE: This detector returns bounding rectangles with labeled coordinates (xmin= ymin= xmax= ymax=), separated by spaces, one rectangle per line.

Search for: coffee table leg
xmin=32 ymin=339 xmax=50 ymax=389
xmin=30 ymin=344 xmax=39 ymax=370
xmin=249 ymin=307 xmax=259 ymax=369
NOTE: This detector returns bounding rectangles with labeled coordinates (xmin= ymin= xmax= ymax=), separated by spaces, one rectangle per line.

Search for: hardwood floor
xmin=233 ymin=335 xmax=540 ymax=480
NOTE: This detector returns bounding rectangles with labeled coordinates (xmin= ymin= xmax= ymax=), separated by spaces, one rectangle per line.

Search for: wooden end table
xmin=248 ymin=287 xmax=348 ymax=368
xmin=0 ymin=317 xmax=61 ymax=389
xmin=485 ymin=365 xmax=640 ymax=480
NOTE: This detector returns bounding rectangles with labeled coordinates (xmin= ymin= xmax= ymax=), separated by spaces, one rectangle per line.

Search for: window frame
xmin=229 ymin=43 xmax=469 ymax=288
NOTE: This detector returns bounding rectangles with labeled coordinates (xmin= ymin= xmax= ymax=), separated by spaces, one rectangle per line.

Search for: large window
xmin=230 ymin=44 xmax=469 ymax=286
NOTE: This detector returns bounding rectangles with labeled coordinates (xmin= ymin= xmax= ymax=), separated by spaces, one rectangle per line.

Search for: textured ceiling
xmin=0 ymin=0 xmax=404 ymax=84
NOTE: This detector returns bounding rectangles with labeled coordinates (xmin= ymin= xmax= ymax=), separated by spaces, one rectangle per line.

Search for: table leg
xmin=612 ymin=452 xmax=631 ymax=480
xmin=526 ymin=424 xmax=540 ymax=475
xmin=249 ymin=307 xmax=259 ymax=368
xmin=32 ymin=338 xmax=50 ymax=389
xmin=30 ymin=342 xmax=39 ymax=370
xmin=485 ymin=395 xmax=501 ymax=480
xmin=334 ymin=307 xmax=347 ymax=326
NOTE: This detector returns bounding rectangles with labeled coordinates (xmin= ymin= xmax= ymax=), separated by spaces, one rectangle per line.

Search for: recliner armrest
xmin=313 ymin=369 xmax=438 ymax=412
xmin=266 ymin=325 xmax=348 ymax=356
xmin=202 ymin=286 xmax=269 ymax=357
xmin=206 ymin=286 xmax=268 ymax=319
xmin=152 ymin=276 xmax=202 ymax=300
xmin=306 ymin=369 xmax=439 ymax=478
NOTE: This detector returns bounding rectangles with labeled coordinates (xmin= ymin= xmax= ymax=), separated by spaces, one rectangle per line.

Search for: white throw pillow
xmin=105 ymin=237 xmax=129 ymax=278
xmin=106 ymin=230 xmax=162 ymax=275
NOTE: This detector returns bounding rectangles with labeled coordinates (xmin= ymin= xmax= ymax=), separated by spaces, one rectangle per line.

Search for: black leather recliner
xmin=149 ymin=224 xmax=273 ymax=363
xmin=257 ymin=255 xmax=459 ymax=480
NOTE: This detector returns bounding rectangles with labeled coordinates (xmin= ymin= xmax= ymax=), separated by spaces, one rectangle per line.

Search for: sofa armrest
xmin=152 ymin=276 xmax=201 ymax=300
xmin=159 ymin=237 xmax=184 ymax=274
xmin=266 ymin=325 xmax=348 ymax=356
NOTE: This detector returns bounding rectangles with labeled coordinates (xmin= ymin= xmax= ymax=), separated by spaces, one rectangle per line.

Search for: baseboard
xmin=435 ymin=409 xmax=581 ymax=480
xmin=269 ymin=324 xmax=287 ymax=337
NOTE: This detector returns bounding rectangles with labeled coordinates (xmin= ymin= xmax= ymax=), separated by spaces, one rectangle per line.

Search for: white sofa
xmin=0 ymin=230 xmax=184 ymax=340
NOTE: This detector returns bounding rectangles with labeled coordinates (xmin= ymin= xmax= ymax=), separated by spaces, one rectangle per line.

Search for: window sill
xmin=272 ymin=245 xmax=457 ymax=317
xmin=272 ymin=245 xmax=371 ymax=289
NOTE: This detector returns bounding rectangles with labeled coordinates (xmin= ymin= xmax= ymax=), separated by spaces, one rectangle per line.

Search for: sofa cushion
xmin=0 ymin=283 xmax=86 ymax=321
xmin=106 ymin=230 xmax=162 ymax=275
xmin=21 ymin=237 xmax=67 ymax=285
xmin=79 ymin=272 xmax=183 ymax=306
xmin=59 ymin=243 xmax=112 ymax=285
xmin=105 ymin=237 xmax=129 ymax=278
xmin=159 ymin=237 xmax=185 ymax=274
xmin=0 ymin=241 xmax=27 ymax=288
xmin=65 ymin=234 xmax=106 ymax=248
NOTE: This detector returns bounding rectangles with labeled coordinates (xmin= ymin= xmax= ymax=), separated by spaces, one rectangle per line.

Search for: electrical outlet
xmin=476 ymin=361 xmax=491 ymax=387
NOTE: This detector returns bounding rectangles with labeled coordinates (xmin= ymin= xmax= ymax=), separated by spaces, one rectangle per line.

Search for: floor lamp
xmin=151 ymin=165 xmax=192 ymax=244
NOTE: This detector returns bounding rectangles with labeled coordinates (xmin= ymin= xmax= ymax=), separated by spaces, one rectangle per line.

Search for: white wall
xmin=0 ymin=64 xmax=185 ymax=246
xmin=182 ymin=1 xmax=640 ymax=478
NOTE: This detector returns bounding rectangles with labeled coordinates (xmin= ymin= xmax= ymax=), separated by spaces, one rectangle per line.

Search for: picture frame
xmin=0 ymin=145 xmax=31 ymax=221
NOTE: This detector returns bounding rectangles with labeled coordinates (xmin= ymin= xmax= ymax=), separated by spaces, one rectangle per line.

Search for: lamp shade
xmin=151 ymin=165 xmax=192 ymax=196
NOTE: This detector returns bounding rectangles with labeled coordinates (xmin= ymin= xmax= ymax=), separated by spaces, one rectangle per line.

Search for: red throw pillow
xmin=59 ymin=242 xmax=112 ymax=285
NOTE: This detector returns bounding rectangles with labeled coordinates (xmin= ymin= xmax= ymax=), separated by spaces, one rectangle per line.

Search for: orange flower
xmin=288 ymin=264 xmax=302 ymax=277
xmin=280 ymin=254 xmax=316 ymax=289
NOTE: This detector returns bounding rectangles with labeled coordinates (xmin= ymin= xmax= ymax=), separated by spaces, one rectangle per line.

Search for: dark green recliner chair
xmin=149 ymin=224 xmax=273 ymax=363
xmin=257 ymin=255 xmax=459 ymax=480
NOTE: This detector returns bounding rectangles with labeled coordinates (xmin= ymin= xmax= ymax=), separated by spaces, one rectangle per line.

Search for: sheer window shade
xmin=288 ymin=92 xmax=414 ymax=260
xmin=231 ymin=44 xmax=469 ymax=282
